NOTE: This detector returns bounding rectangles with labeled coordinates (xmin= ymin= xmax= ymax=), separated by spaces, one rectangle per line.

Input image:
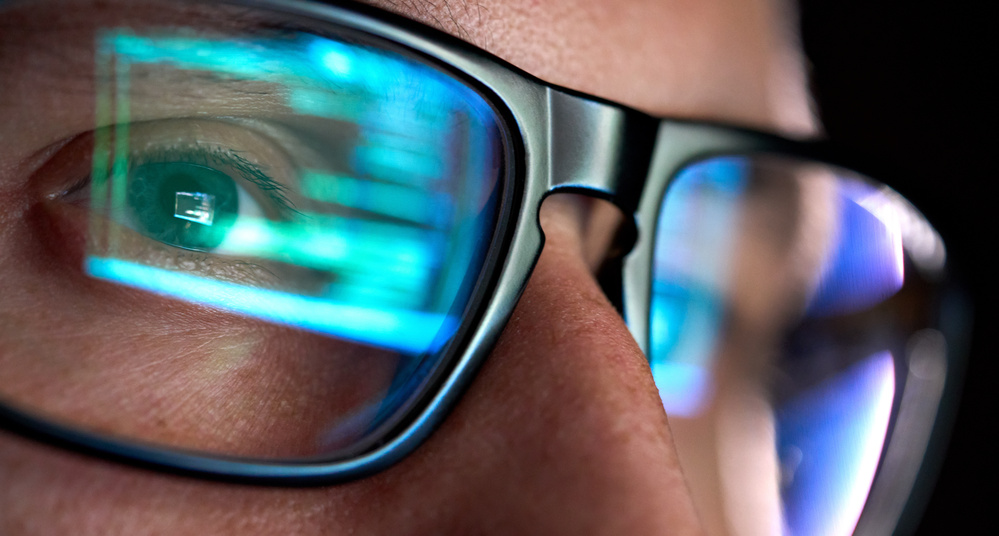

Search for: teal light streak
xmin=354 ymin=145 xmax=445 ymax=185
xmin=214 ymin=213 xmax=442 ymax=308
xmin=301 ymin=171 xmax=452 ymax=226
xmin=109 ymin=33 xmax=301 ymax=80
xmin=288 ymin=88 xmax=369 ymax=122
xmin=105 ymin=30 xmax=479 ymax=135
xmin=217 ymin=214 xmax=439 ymax=276
xmin=85 ymin=257 xmax=456 ymax=355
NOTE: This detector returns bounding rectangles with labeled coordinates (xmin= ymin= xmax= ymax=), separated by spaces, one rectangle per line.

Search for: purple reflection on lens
xmin=777 ymin=351 xmax=895 ymax=536
xmin=806 ymin=180 xmax=905 ymax=317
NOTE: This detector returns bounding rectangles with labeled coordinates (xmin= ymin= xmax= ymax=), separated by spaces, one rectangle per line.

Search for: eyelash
xmin=74 ymin=138 xmax=294 ymax=285
xmin=128 ymin=143 xmax=297 ymax=217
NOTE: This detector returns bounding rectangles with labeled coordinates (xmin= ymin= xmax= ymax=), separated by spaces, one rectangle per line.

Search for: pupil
xmin=127 ymin=162 xmax=238 ymax=250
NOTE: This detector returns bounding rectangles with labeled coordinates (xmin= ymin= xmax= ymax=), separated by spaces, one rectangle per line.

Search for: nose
xmin=0 ymin=195 xmax=707 ymax=536
xmin=346 ymin=194 xmax=706 ymax=534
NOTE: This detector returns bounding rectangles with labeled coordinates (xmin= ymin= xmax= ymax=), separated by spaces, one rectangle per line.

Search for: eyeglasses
xmin=0 ymin=0 xmax=965 ymax=533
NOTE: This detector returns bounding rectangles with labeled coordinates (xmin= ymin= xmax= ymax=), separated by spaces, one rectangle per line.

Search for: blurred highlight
xmin=650 ymin=156 xmax=915 ymax=535
xmin=777 ymin=351 xmax=895 ymax=536
xmin=650 ymin=157 xmax=747 ymax=417
xmin=805 ymin=180 xmax=905 ymax=316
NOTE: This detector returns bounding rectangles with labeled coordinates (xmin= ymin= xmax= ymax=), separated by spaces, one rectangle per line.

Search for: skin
xmin=0 ymin=0 xmax=815 ymax=534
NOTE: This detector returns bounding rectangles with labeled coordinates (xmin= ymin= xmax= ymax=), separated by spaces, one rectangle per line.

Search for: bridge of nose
xmin=544 ymin=88 xmax=659 ymax=215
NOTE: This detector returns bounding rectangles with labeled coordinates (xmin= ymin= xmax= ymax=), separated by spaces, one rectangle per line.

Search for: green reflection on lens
xmin=128 ymin=162 xmax=238 ymax=250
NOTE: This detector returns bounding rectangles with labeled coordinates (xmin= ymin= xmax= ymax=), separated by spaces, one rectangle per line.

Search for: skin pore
xmin=0 ymin=0 xmax=815 ymax=534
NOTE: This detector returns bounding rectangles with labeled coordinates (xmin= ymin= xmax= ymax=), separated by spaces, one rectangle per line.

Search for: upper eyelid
xmin=129 ymin=142 xmax=298 ymax=217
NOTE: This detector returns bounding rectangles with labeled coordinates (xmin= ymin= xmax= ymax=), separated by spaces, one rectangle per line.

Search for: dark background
xmin=799 ymin=1 xmax=994 ymax=533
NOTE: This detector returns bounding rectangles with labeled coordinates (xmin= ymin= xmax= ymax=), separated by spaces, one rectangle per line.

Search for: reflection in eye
xmin=125 ymin=151 xmax=276 ymax=252
xmin=128 ymin=160 xmax=238 ymax=251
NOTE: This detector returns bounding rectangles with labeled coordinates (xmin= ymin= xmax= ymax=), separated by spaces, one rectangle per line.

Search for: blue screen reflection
xmin=88 ymin=29 xmax=503 ymax=355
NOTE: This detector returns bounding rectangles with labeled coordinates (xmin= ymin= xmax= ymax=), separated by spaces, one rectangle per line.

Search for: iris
xmin=127 ymin=161 xmax=238 ymax=250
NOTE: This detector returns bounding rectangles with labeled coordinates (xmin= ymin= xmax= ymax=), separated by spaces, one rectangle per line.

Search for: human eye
xmin=0 ymin=5 xmax=506 ymax=462
xmin=125 ymin=145 xmax=282 ymax=254
xmin=87 ymin=118 xmax=306 ymax=288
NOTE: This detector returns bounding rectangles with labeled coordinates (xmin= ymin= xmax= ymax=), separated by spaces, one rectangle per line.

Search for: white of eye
xmin=212 ymin=180 xmax=272 ymax=255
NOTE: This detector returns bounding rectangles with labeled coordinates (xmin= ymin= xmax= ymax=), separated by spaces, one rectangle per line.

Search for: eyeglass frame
xmin=0 ymin=0 xmax=964 ymax=533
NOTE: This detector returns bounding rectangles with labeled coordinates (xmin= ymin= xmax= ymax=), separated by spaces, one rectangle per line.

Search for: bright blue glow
xmin=108 ymin=31 xmax=479 ymax=126
xmin=650 ymin=157 xmax=748 ymax=417
xmin=310 ymin=39 xmax=354 ymax=79
xmin=649 ymin=282 xmax=721 ymax=417
xmin=777 ymin=351 xmax=895 ymax=536
xmin=92 ymin=27 xmax=506 ymax=365
xmin=353 ymin=144 xmax=446 ymax=185
xmin=673 ymin=157 xmax=747 ymax=194
xmin=85 ymin=257 xmax=457 ymax=355
xmin=288 ymin=88 xmax=367 ymax=121
xmin=109 ymin=33 xmax=301 ymax=80
xmin=199 ymin=209 xmax=445 ymax=312
xmin=217 ymin=214 xmax=441 ymax=276
xmin=303 ymin=33 xmax=459 ymax=99
xmin=806 ymin=180 xmax=905 ymax=316
xmin=654 ymin=157 xmax=746 ymax=279
xmin=652 ymin=362 xmax=712 ymax=418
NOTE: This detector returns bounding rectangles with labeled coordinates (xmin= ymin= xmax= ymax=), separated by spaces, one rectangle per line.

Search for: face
xmin=0 ymin=0 xmax=819 ymax=534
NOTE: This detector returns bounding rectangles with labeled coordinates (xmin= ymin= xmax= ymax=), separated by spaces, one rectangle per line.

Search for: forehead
xmin=0 ymin=0 xmax=804 ymax=124
xmin=365 ymin=0 xmax=806 ymax=128
xmin=0 ymin=2 xmax=273 ymax=166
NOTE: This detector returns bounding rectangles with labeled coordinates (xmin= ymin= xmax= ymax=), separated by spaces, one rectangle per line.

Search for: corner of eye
xmin=27 ymin=132 xmax=97 ymax=201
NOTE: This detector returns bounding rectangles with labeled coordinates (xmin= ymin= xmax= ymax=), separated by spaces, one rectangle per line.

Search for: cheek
xmin=0 ymin=433 xmax=350 ymax=535
xmin=0 ymin=191 xmax=402 ymax=459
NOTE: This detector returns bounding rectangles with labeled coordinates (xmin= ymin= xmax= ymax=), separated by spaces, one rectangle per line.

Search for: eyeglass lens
xmin=0 ymin=25 xmax=506 ymax=460
xmin=651 ymin=155 xmax=947 ymax=535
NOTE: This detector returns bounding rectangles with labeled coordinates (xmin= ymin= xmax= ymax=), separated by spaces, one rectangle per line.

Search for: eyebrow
xmin=0 ymin=0 xmax=290 ymax=63
xmin=380 ymin=0 xmax=478 ymax=42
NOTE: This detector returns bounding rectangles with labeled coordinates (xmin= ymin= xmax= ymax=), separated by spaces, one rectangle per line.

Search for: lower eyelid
xmin=39 ymin=189 xmax=284 ymax=290
xmin=16 ymin=166 xmax=413 ymax=459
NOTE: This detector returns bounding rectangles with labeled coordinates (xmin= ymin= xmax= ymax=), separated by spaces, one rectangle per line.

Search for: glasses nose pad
xmin=590 ymin=200 xmax=638 ymax=316
xmin=535 ymin=189 xmax=638 ymax=315
xmin=539 ymin=92 xmax=658 ymax=314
